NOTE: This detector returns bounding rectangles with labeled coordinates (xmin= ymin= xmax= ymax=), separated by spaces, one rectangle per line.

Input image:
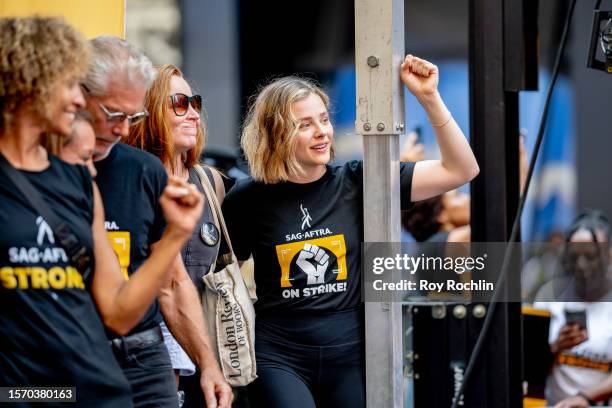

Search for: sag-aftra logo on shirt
xmin=275 ymin=205 xmax=349 ymax=299
xmin=105 ymin=219 xmax=131 ymax=280
xmin=1 ymin=217 xmax=84 ymax=290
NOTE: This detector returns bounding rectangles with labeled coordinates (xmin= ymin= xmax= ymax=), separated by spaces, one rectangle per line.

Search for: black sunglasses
xmin=170 ymin=93 xmax=202 ymax=116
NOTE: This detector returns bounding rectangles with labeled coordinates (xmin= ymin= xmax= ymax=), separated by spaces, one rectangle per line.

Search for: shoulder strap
xmin=202 ymin=166 xmax=216 ymax=190
xmin=0 ymin=153 xmax=92 ymax=278
xmin=194 ymin=165 xmax=221 ymax=231
xmin=202 ymin=165 xmax=226 ymax=204
xmin=194 ymin=164 xmax=235 ymax=256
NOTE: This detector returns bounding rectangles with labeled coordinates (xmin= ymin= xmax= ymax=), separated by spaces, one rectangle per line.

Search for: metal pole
xmin=469 ymin=0 xmax=523 ymax=406
xmin=355 ymin=0 xmax=405 ymax=406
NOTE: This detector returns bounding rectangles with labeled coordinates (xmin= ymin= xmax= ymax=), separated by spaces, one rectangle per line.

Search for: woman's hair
xmin=401 ymin=195 xmax=444 ymax=242
xmin=241 ymin=76 xmax=334 ymax=184
xmin=126 ymin=64 xmax=205 ymax=170
xmin=0 ymin=16 xmax=89 ymax=133
xmin=558 ymin=209 xmax=611 ymax=285
xmin=566 ymin=209 xmax=611 ymax=243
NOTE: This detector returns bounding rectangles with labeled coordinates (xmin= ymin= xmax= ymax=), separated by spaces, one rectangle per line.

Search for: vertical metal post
xmin=469 ymin=0 xmax=523 ymax=406
xmin=355 ymin=0 xmax=405 ymax=406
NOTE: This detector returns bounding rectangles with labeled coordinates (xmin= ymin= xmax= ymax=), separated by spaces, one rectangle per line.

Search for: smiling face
xmin=290 ymin=93 xmax=333 ymax=180
xmin=48 ymin=76 xmax=86 ymax=136
xmin=86 ymin=81 xmax=147 ymax=161
xmin=166 ymin=75 xmax=201 ymax=155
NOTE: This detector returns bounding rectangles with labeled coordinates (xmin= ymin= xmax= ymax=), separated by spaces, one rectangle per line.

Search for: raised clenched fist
xmin=296 ymin=243 xmax=329 ymax=285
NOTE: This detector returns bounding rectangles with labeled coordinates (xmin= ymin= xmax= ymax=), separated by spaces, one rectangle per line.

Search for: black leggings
xmin=248 ymin=310 xmax=365 ymax=408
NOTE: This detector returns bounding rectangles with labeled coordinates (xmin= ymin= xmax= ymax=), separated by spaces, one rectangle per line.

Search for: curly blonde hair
xmin=0 ymin=16 xmax=89 ymax=133
xmin=241 ymin=76 xmax=334 ymax=184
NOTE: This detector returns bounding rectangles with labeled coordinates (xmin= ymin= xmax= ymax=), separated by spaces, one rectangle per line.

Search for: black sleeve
xmin=344 ymin=160 xmax=413 ymax=210
xmin=400 ymin=162 xmax=415 ymax=211
xmin=344 ymin=160 xmax=363 ymax=179
xmin=150 ymin=166 xmax=168 ymax=245
xmin=221 ymin=180 xmax=252 ymax=261
xmin=57 ymin=158 xmax=94 ymax=225
xmin=76 ymin=164 xmax=95 ymax=225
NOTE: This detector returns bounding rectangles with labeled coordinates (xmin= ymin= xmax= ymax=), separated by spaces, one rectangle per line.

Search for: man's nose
xmin=114 ymin=118 xmax=130 ymax=138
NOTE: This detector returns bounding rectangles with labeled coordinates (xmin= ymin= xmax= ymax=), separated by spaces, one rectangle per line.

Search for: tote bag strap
xmin=193 ymin=165 xmax=236 ymax=257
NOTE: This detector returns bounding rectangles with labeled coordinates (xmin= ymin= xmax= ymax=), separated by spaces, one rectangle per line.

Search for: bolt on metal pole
xmin=355 ymin=0 xmax=405 ymax=406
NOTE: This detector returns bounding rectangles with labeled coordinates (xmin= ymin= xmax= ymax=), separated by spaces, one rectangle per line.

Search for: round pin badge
xmin=200 ymin=222 xmax=219 ymax=246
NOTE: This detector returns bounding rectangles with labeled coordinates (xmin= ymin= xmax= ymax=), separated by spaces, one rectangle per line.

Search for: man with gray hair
xmin=83 ymin=36 xmax=232 ymax=408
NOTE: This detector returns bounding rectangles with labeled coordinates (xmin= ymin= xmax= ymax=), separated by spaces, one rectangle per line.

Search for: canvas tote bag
xmin=194 ymin=165 xmax=257 ymax=386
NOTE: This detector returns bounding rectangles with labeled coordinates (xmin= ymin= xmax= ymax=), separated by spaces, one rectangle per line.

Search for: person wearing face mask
xmin=126 ymin=64 xmax=233 ymax=408
xmin=221 ymin=55 xmax=480 ymax=407
xmin=534 ymin=210 xmax=612 ymax=406
xmin=0 ymin=17 xmax=203 ymax=407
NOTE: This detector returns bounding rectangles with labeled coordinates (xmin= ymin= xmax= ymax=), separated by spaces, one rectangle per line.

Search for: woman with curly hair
xmin=0 ymin=17 xmax=204 ymax=407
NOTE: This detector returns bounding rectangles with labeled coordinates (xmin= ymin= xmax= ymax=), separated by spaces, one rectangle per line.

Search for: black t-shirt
xmin=0 ymin=155 xmax=132 ymax=407
xmin=94 ymin=143 xmax=167 ymax=337
xmin=222 ymin=160 xmax=414 ymax=316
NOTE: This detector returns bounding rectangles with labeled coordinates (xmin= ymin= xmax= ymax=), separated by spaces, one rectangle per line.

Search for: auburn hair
xmin=126 ymin=64 xmax=205 ymax=171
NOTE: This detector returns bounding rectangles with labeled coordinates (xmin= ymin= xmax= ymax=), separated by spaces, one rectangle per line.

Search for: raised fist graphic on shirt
xmin=297 ymin=243 xmax=329 ymax=285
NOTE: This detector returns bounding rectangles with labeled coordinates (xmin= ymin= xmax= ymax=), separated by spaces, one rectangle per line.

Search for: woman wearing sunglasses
xmin=0 ymin=17 xmax=204 ymax=407
xmin=127 ymin=64 xmax=232 ymax=407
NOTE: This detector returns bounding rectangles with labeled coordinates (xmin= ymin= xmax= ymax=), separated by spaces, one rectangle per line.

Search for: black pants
xmin=113 ymin=339 xmax=177 ymax=408
xmin=248 ymin=309 xmax=365 ymax=408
